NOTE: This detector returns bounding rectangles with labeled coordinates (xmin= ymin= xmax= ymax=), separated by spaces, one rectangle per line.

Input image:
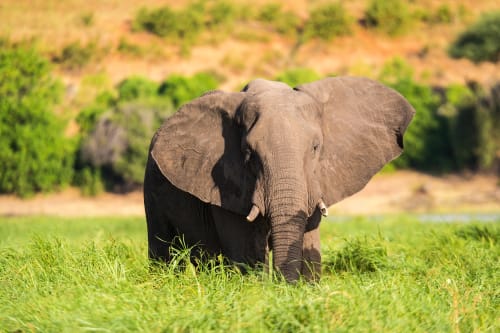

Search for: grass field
xmin=0 ymin=215 xmax=498 ymax=332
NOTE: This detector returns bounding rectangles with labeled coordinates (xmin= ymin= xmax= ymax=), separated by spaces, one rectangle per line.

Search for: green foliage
xmin=134 ymin=4 xmax=204 ymax=40
xmin=53 ymin=41 xmax=99 ymax=70
xmin=206 ymin=0 xmax=238 ymax=29
xmin=380 ymin=59 xmax=453 ymax=171
xmin=257 ymin=3 xmax=301 ymax=36
xmin=274 ymin=67 xmax=321 ymax=87
xmin=117 ymin=76 xmax=159 ymax=101
xmin=0 ymin=45 xmax=74 ymax=197
xmin=75 ymin=71 xmax=219 ymax=192
xmin=304 ymin=3 xmax=353 ymax=41
xmin=414 ymin=4 xmax=454 ymax=25
xmin=158 ymin=72 xmax=219 ymax=108
xmin=117 ymin=38 xmax=144 ymax=57
xmin=79 ymin=99 xmax=173 ymax=190
xmin=433 ymin=4 xmax=453 ymax=24
xmin=79 ymin=12 xmax=94 ymax=27
xmin=365 ymin=0 xmax=412 ymax=36
xmin=448 ymin=11 xmax=500 ymax=63
xmin=134 ymin=1 xmax=240 ymax=40
xmin=0 ymin=216 xmax=498 ymax=332
xmin=444 ymin=83 xmax=500 ymax=170
xmin=73 ymin=167 xmax=104 ymax=196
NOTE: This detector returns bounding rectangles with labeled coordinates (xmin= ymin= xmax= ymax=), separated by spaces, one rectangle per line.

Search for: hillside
xmin=1 ymin=0 xmax=499 ymax=207
xmin=1 ymin=0 xmax=499 ymax=91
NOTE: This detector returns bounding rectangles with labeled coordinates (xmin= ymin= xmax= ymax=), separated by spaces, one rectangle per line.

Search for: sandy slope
xmin=1 ymin=171 xmax=498 ymax=217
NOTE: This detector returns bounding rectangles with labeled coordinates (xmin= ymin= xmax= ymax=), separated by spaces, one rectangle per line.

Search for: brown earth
xmin=1 ymin=171 xmax=498 ymax=217
xmin=1 ymin=2 xmax=499 ymax=218
xmin=1 ymin=0 xmax=500 ymax=91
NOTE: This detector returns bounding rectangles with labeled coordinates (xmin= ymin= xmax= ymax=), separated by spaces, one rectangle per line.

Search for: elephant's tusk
xmin=318 ymin=200 xmax=328 ymax=217
xmin=246 ymin=205 xmax=260 ymax=222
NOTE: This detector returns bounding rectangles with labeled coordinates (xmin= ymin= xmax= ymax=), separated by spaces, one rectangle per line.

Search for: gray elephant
xmin=144 ymin=76 xmax=415 ymax=282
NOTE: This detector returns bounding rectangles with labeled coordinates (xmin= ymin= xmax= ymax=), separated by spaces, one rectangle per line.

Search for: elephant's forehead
xmin=243 ymin=90 xmax=315 ymax=115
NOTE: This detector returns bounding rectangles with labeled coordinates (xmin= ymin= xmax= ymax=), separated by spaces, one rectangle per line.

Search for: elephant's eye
xmin=312 ymin=142 xmax=320 ymax=153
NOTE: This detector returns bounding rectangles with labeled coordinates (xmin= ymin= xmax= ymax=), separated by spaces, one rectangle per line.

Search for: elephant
xmin=144 ymin=76 xmax=415 ymax=282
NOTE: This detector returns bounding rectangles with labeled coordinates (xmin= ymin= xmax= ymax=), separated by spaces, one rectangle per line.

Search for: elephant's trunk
xmin=270 ymin=212 xmax=306 ymax=282
xmin=267 ymin=175 xmax=308 ymax=283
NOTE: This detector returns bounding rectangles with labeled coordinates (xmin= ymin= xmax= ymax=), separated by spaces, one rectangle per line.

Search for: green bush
xmin=158 ymin=72 xmax=219 ymax=108
xmin=414 ymin=4 xmax=454 ymax=25
xmin=0 ymin=45 xmax=74 ymax=197
xmin=448 ymin=11 xmax=500 ymax=63
xmin=304 ymin=3 xmax=353 ymax=41
xmin=73 ymin=167 xmax=104 ymax=196
xmin=364 ymin=0 xmax=412 ymax=36
xmin=433 ymin=4 xmax=453 ymax=24
xmin=79 ymin=100 xmax=173 ymax=190
xmin=206 ymin=0 xmax=238 ymax=29
xmin=134 ymin=4 xmax=204 ymax=40
xmin=444 ymin=82 xmax=500 ymax=170
xmin=117 ymin=76 xmax=159 ymax=101
xmin=76 ymin=72 xmax=219 ymax=192
xmin=53 ymin=41 xmax=99 ymax=70
xmin=275 ymin=68 xmax=321 ymax=87
xmin=117 ymin=38 xmax=144 ymax=57
xmin=257 ymin=3 xmax=301 ymax=36
xmin=380 ymin=59 xmax=454 ymax=171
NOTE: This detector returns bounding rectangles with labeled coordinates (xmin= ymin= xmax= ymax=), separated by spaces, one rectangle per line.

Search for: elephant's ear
xmin=150 ymin=91 xmax=254 ymax=216
xmin=296 ymin=77 xmax=415 ymax=206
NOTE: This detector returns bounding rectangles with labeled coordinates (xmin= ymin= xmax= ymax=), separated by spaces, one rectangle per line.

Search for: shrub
xmin=448 ymin=11 xmax=500 ymax=63
xmin=117 ymin=38 xmax=144 ymax=57
xmin=380 ymin=58 xmax=454 ymax=171
xmin=257 ymin=3 xmax=301 ymax=36
xmin=444 ymin=82 xmax=500 ymax=170
xmin=0 ymin=45 xmax=74 ymax=197
xmin=134 ymin=4 xmax=204 ymax=41
xmin=53 ymin=41 xmax=98 ymax=70
xmin=206 ymin=1 xmax=237 ymax=29
xmin=364 ymin=0 xmax=412 ymax=36
xmin=414 ymin=5 xmax=454 ymax=25
xmin=275 ymin=68 xmax=321 ymax=87
xmin=117 ymin=76 xmax=159 ymax=101
xmin=76 ymin=72 xmax=218 ymax=192
xmin=79 ymin=100 xmax=173 ymax=190
xmin=304 ymin=3 xmax=353 ymax=40
xmin=158 ymin=72 xmax=220 ymax=108
xmin=79 ymin=12 xmax=94 ymax=27
xmin=433 ymin=4 xmax=453 ymax=24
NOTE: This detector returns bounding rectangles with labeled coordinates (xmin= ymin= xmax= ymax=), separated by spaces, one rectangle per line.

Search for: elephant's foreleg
xmin=301 ymin=227 xmax=321 ymax=281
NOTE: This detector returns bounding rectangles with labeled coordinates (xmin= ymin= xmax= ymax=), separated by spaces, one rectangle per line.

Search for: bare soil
xmin=1 ymin=171 xmax=498 ymax=217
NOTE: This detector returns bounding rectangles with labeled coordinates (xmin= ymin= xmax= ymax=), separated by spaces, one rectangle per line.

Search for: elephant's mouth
xmin=245 ymin=200 xmax=327 ymax=222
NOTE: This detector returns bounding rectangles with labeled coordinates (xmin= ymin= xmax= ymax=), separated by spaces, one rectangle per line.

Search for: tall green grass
xmin=0 ymin=216 xmax=498 ymax=332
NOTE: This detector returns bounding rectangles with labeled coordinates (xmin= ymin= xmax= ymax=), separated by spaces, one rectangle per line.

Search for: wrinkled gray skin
xmin=144 ymin=77 xmax=415 ymax=282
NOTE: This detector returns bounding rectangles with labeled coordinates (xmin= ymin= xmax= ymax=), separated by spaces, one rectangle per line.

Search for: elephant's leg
xmin=144 ymin=174 xmax=174 ymax=263
xmin=144 ymin=160 xmax=170 ymax=262
xmin=211 ymin=205 xmax=269 ymax=271
xmin=301 ymin=210 xmax=322 ymax=281
xmin=301 ymin=227 xmax=321 ymax=281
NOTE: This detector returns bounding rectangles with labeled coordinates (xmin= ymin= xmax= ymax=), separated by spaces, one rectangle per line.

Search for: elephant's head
xmin=151 ymin=77 xmax=415 ymax=282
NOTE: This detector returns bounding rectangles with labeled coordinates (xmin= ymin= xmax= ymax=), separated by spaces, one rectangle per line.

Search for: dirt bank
xmin=1 ymin=171 xmax=498 ymax=217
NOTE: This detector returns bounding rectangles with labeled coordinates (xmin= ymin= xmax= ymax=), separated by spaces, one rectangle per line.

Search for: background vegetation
xmin=0 ymin=1 xmax=499 ymax=197
xmin=0 ymin=43 xmax=75 ymax=197
xmin=0 ymin=215 xmax=498 ymax=332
